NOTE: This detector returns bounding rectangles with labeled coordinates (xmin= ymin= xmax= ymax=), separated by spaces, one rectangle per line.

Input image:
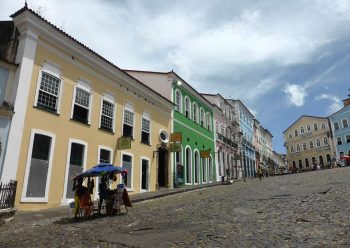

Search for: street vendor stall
xmin=72 ymin=163 xmax=131 ymax=217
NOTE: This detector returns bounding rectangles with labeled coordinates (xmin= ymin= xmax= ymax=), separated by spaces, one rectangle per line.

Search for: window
xmin=122 ymin=154 xmax=133 ymax=189
xmin=309 ymin=141 xmax=314 ymax=149
xmin=200 ymin=108 xmax=205 ymax=127
xmin=288 ymin=133 xmax=292 ymax=139
xmin=185 ymin=147 xmax=192 ymax=184
xmin=340 ymin=152 xmax=344 ymax=157
xmin=334 ymin=122 xmax=339 ymax=130
xmin=72 ymin=85 xmax=91 ymax=124
xmin=184 ymin=96 xmax=190 ymax=118
xmin=66 ymin=141 xmax=86 ymax=199
xmin=221 ymin=125 xmax=225 ymax=135
xmin=346 ymin=135 xmax=350 ymax=143
xmin=296 ymin=144 xmax=300 ymax=152
xmin=123 ymin=107 xmax=134 ymax=138
xmin=314 ymin=123 xmax=318 ymax=131
xmin=306 ymin=125 xmax=311 ymax=132
xmin=290 ymin=146 xmax=294 ymax=153
xmin=206 ymin=113 xmax=211 ymax=131
xmin=36 ymin=72 xmax=61 ymax=113
xmin=99 ymin=148 xmax=111 ymax=164
xmin=175 ymin=90 xmax=182 ymax=112
xmin=22 ymin=131 xmax=55 ymax=201
xmin=337 ymin=137 xmax=342 ymax=145
xmin=215 ymin=121 xmax=219 ymax=133
xmin=294 ymin=129 xmax=298 ymax=137
xmin=141 ymin=114 xmax=151 ymax=145
xmin=192 ymin=103 xmax=198 ymax=123
xmin=342 ymin=119 xmax=349 ymax=128
xmin=303 ymin=143 xmax=307 ymax=150
xmin=316 ymin=139 xmax=321 ymax=147
xmin=323 ymin=137 xmax=328 ymax=146
xmin=100 ymin=97 xmax=114 ymax=132
xmin=141 ymin=158 xmax=149 ymax=191
xmin=300 ymin=127 xmax=304 ymax=134
xmin=321 ymin=123 xmax=326 ymax=129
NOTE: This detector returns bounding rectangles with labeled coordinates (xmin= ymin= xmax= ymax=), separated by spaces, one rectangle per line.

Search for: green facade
xmin=172 ymin=83 xmax=215 ymax=186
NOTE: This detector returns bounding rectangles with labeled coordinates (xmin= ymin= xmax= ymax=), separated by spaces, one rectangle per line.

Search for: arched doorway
xmin=305 ymin=158 xmax=309 ymax=167
xmin=319 ymin=155 xmax=324 ymax=166
xmin=194 ymin=151 xmax=200 ymax=184
xmin=158 ymin=146 xmax=169 ymax=188
xmin=185 ymin=147 xmax=192 ymax=184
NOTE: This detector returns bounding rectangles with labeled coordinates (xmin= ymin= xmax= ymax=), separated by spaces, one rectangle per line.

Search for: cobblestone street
xmin=2 ymin=167 xmax=350 ymax=247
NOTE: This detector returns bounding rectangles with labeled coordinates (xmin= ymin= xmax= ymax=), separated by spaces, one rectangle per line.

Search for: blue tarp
xmin=74 ymin=163 xmax=128 ymax=179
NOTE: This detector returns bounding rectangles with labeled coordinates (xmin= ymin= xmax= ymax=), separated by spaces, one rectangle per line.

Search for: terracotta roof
xmin=10 ymin=6 xmax=173 ymax=106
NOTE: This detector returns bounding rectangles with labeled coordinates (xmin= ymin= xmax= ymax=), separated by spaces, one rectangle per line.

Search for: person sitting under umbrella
xmin=80 ymin=187 xmax=94 ymax=218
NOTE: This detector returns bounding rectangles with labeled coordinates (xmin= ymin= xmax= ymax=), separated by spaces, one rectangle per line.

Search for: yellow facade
xmin=14 ymin=35 xmax=172 ymax=210
xmin=284 ymin=116 xmax=335 ymax=171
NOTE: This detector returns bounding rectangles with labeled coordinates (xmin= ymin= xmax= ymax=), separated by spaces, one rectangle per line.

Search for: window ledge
xmin=70 ymin=118 xmax=90 ymax=126
xmin=99 ymin=127 xmax=115 ymax=134
xmin=140 ymin=141 xmax=151 ymax=146
xmin=34 ymin=105 xmax=60 ymax=116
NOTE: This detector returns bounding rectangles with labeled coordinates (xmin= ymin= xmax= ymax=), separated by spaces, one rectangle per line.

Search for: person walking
xmin=72 ymin=177 xmax=85 ymax=219
xmin=257 ymin=166 xmax=263 ymax=180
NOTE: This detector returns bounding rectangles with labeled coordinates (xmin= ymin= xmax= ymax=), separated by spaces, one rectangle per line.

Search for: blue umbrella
xmin=74 ymin=163 xmax=128 ymax=179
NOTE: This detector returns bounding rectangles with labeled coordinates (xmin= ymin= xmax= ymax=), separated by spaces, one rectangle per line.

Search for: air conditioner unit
xmin=159 ymin=130 xmax=169 ymax=144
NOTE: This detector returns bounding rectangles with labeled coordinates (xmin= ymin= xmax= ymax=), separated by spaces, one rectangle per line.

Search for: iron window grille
xmin=37 ymin=72 xmax=60 ymax=113
xmin=141 ymin=117 xmax=150 ymax=144
xmin=100 ymin=100 xmax=114 ymax=132
xmin=72 ymin=88 xmax=90 ymax=124
xmin=123 ymin=109 xmax=134 ymax=137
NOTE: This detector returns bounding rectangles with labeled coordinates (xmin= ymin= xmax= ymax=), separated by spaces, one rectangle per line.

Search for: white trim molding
xmin=21 ymin=129 xmax=56 ymax=203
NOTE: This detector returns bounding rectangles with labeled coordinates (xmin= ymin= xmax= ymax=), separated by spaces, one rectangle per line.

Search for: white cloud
xmin=283 ymin=84 xmax=307 ymax=107
xmin=315 ymin=94 xmax=342 ymax=114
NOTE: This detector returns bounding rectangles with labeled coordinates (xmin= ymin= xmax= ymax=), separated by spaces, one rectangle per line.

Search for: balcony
xmin=216 ymin=133 xmax=238 ymax=149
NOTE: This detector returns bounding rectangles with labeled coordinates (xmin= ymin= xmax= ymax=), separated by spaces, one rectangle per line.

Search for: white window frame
xmin=208 ymin=155 xmax=213 ymax=183
xmin=192 ymin=102 xmax=199 ymax=123
xmin=99 ymin=93 xmax=115 ymax=132
xmin=70 ymin=79 xmax=93 ymax=124
xmin=302 ymin=143 xmax=307 ymax=150
xmin=34 ymin=61 xmax=64 ymax=114
xmin=94 ymin=145 xmax=113 ymax=200
xmin=314 ymin=123 xmax=318 ymax=131
xmin=141 ymin=112 xmax=151 ymax=145
xmin=294 ymin=129 xmax=298 ymax=136
xmin=175 ymin=89 xmax=182 ymax=113
xmin=309 ymin=140 xmax=314 ymax=149
xmin=206 ymin=112 xmax=211 ymax=131
xmin=288 ymin=133 xmax=292 ymax=139
xmin=122 ymin=103 xmax=135 ymax=138
xmin=140 ymin=156 xmax=151 ymax=192
xmin=184 ymin=96 xmax=191 ymax=118
xmin=321 ymin=123 xmax=326 ymax=129
xmin=296 ymin=144 xmax=300 ymax=152
xmin=200 ymin=107 xmax=205 ymax=127
xmin=21 ymin=129 xmax=56 ymax=203
xmin=306 ymin=125 xmax=311 ymax=132
xmin=120 ymin=151 xmax=134 ymax=192
xmin=334 ymin=122 xmax=339 ymax=130
xmin=342 ymin=119 xmax=349 ymax=128
xmin=300 ymin=127 xmax=304 ymax=134
xmin=346 ymin=135 xmax=350 ymax=144
xmin=337 ymin=137 xmax=342 ymax=145
xmin=316 ymin=139 xmax=321 ymax=147
xmin=323 ymin=137 xmax=328 ymax=146
xmin=61 ymin=138 xmax=88 ymax=205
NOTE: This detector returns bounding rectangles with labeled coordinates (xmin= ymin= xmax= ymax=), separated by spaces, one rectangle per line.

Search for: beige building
xmin=283 ymin=115 xmax=335 ymax=171
xmin=1 ymin=6 xmax=173 ymax=210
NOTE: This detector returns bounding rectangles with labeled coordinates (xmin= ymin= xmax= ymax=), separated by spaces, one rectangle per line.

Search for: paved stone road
xmin=1 ymin=167 xmax=350 ymax=248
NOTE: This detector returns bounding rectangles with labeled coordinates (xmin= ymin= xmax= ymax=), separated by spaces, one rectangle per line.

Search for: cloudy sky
xmin=1 ymin=0 xmax=350 ymax=153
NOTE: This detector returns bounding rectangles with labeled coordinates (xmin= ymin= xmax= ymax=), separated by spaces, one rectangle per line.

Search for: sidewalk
xmin=10 ymin=182 xmax=223 ymax=224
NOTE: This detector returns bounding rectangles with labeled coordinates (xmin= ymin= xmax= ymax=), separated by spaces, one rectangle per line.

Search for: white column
xmin=1 ymin=30 xmax=38 ymax=183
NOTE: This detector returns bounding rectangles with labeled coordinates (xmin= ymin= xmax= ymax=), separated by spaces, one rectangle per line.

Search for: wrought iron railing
xmin=0 ymin=180 xmax=17 ymax=209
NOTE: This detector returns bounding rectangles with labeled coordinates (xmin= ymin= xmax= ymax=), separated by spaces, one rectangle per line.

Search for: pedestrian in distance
xmin=257 ymin=166 xmax=263 ymax=180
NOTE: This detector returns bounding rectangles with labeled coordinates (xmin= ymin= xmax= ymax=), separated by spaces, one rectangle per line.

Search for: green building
xmin=126 ymin=70 xmax=216 ymax=186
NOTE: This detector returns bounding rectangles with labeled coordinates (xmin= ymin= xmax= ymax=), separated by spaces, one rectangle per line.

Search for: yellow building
xmin=1 ymin=7 xmax=173 ymax=210
xmin=283 ymin=115 xmax=335 ymax=171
